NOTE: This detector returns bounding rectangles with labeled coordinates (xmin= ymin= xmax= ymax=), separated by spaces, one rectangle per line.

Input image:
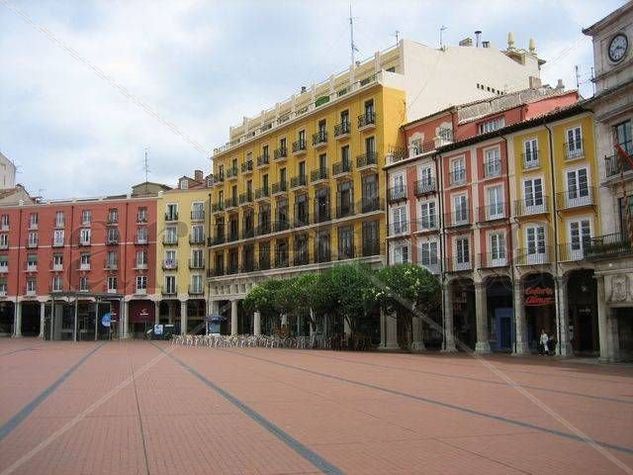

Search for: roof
xmin=583 ymin=2 xmax=633 ymax=36
xmin=437 ymin=102 xmax=587 ymax=154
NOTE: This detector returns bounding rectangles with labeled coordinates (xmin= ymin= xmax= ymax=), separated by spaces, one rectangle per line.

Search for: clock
xmin=608 ymin=33 xmax=628 ymax=63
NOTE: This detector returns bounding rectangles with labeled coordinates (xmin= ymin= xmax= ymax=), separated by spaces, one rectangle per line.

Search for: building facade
xmin=584 ymin=2 xmax=633 ymax=362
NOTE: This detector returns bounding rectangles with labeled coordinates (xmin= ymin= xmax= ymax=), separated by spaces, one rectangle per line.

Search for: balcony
xmin=294 ymin=213 xmax=311 ymax=228
xmin=26 ymin=263 xmax=37 ymax=272
xmin=290 ymin=175 xmax=307 ymax=190
xmin=135 ymin=235 xmax=148 ymax=245
xmin=362 ymin=240 xmax=381 ymax=257
xmin=273 ymin=147 xmax=288 ymax=160
xmin=336 ymin=202 xmax=354 ymax=219
xmin=292 ymin=139 xmax=307 ymax=155
xmin=209 ymin=234 xmax=225 ymax=246
xmin=208 ymin=268 xmax=225 ymax=277
xmin=25 ymin=288 xmax=37 ymax=297
xmin=191 ymin=210 xmax=205 ymax=221
xmin=522 ymin=151 xmax=540 ymax=170
xmin=240 ymin=225 xmax=254 ymax=239
xmin=241 ymin=160 xmax=254 ymax=174
xmin=271 ymin=181 xmax=288 ymax=196
xmin=254 ymin=187 xmax=270 ymax=201
xmin=312 ymin=130 xmax=328 ymax=148
xmin=414 ymin=179 xmax=436 ymax=196
xmin=310 ymin=167 xmax=328 ymax=183
xmin=0 ymin=288 xmax=6 ymax=297
xmin=188 ymin=285 xmax=204 ymax=296
xmin=212 ymin=202 xmax=225 ymax=213
xmin=514 ymin=197 xmax=550 ymax=217
xmin=51 ymin=238 xmax=65 ymax=248
xmin=293 ymin=252 xmax=309 ymax=267
xmin=605 ymin=150 xmax=633 ymax=178
xmin=239 ymin=192 xmax=254 ymax=205
xmin=224 ymin=197 xmax=238 ymax=210
xmin=227 ymin=265 xmax=239 ymax=275
xmin=213 ymin=173 xmax=224 ymax=185
xmin=79 ymin=262 xmax=91 ymax=271
xmin=106 ymin=215 xmax=118 ymax=225
xmin=162 ymin=237 xmax=178 ymax=246
xmin=358 ymin=111 xmax=376 ymax=130
xmin=162 ymin=259 xmax=178 ymax=271
xmin=361 ymin=197 xmax=383 ymax=213
xmin=356 ymin=152 xmax=377 ymax=170
xmin=240 ymin=262 xmax=256 ymax=273
xmin=483 ymin=159 xmax=502 ymax=178
xmin=274 ymin=253 xmax=289 ymax=268
xmin=314 ymin=207 xmax=331 ymax=223
xmin=332 ymin=160 xmax=352 ymax=177
xmin=52 ymin=263 xmax=63 ymax=272
xmin=388 ymin=221 xmax=409 ymax=236
xmin=445 ymin=210 xmax=471 ymax=228
xmin=78 ymin=239 xmax=91 ymax=247
xmin=448 ymin=169 xmax=466 ymax=186
xmin=558 ymin=243 xmax=590 ymax=262
xmin=189 ymin=235 xmax=205 ymax=245
xmin=387 ymin=186 xmax=407 ymax=203
xmin=334 ymin=121 xmax=351 ymax=139
xmin=478 ymin=204 xmax=506 ymax=222
xmin=446 ymin=257 xmax=473 ymax=272
xmin=161 ymin=286 xmax=177 ymax=296
xmin=564 ymin=140 xmax=584 ymax=160
xmin=25 ymin=239 xmax=38 ymax=249
xmin=556 ymin=188 xmax=595 ymax=210
xmin=256 ymin=223 xmax=271 ymax=236
xmin=226 ymin=167 xmax=239 ymax=180
xmin=106 ymin=237 xmax=119 ymax=246
xmin=273 ymin=220 xmax=290 ymax=232
xmin=165 ymin=212 xmax=179 ymax=222
xmin=586 ymin=232 xmax=633 ymax=259
xmin=415 ymin=217 xmax=438 ymax=232
xmin=515 ymin=247 xmax=552 ymax=266
xmin=227 ymin=229 xmax=240 ymax=242
xmin=478 ymin=252 xmax=509 ymax=269
xmin=256 ymin=155 xmax=270 ymax=167
xmin=258 ymin=258 xmax=271 ymax=271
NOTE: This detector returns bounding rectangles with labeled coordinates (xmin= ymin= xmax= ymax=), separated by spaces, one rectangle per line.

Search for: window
xmin=391 ymin=206 xmax=407 ymax=234
xmin=338 ymin=226 xmax=354 ymax=260
xmin=136 ymin=275 xmax=148 ymax=292
xmin=28 ymin=231 xmax=38 ymax=248
xmin=191 ymin=224 xmax=204 ymax=244
xmin=615 ymin=120 xmax=632 ymax=154
xmin=478 ymin=117 xmax=505 ymax=134
xmin=165 ymin=226 xmax=177 ymax=244
xmin=165 ymin=275 xmax=176 ymax=294
xmin=53 ymin=230 xmax=64 ymax=247
xmin=79 ymin=276 xmax=89 ymax=292
xmin=192 ymin=202 xmax=204 ymax=220
xmin=53 ymin=254 xmax=63 ymax=271
xmin=365 ymin=136 xmax=376 ymax=155
xmin=486 ymin=186 xmax=504 ymax=219
xmin=393 ymin=243 xmax=409 ymax=264
xmin=51 ymin=276 xmax=63 ymax=292
xmin=29 ymin=213 xmax=38 ymax=229
xmin=569 ymin=219 xmax=591 ymax=259
xmin=263 ymin=144 xmax=270 ymax=159
xmin=524 ymin=178 xmax=544 ymax=212
xmin=0 ymin=234 xmax=7 ymax=249
xmin=420 ymin=201 xmax=437 ymax=229
xmin=490 ymin=233 xmax=506 ymax=265
xmin=80 ymin=228 xmax=91 ymax=245
xmin=106 ymin=250 xmax=118 ymax=269
xmin=191 ymin=275 xmax=203 ymax=294
xmin=316 ymin=232 xmax=331 ymax=262
xmin=191 ymin=249 xmax=204 ymax=268
xmin=107 ymin=208 xmax=118 ymax=224
xmin=362 ymin=220 xmax=379 ymax=256
xmin=341 ymin=145 xmax=350 ymax=169
xmin=166 ymin=204 xmax=178 ymax=221
xmin=484 ymin=148 xmax=501 ymax=177
xmin=315 ymin=188 xmax=330 ymax=222
xmin=0 ymin=255 xmax=7 ymax=271
xmin=27 ymin=254 xmax=37 ymax=270
xmin=164 ymin=250 xmax=176 ymax=269
xmin=455 ymin=237 xmax=470 ymax=270
xmin=391 ymin=173 xmax=406 ymax=200
xmin=524 ymin=138 xmax=539 ymax=168
xmin=361 ymin=173 xmax=378 ymax=212
xmin=80 ymin=253 xmax=91 ymax=270
xmin=419 ymin=166 xmax=433 ymax=186
xmin=137 ymin=207 xmax=148 ymax=223
xmin=26 ymin=278 xmax=36 ymax=294
xmin=107 ymin=227 xmax=119 ymax=244
xmin=453 ymin=194 xmax=468 ymax=224
xmin=0 ymin=214 xmax=8 ymax=230
xmin=294 ymin=234 xmax=309 ymax=265
xmin=81 ymin=210 xmax=92 ymax=225
xmin=55 ymin=211 xmax=65 ymax=228
xmin=451 ymin=157 xmax=466 ymax=185
xmin=179 ymin=177 xmax=189 ymax=190
xmin=364 ymin=99 xmax=374 ymax=118
xmin=420 ymin=241 xmax=438 ymax=270
xmin=137 ymin=226 xmax=148 ymax=244
xmin=107 ymin=276 xmax=117 ymax=293
xmin=566 ymin=126 xmax=583 ymax=158
xmin=410 ymin=137 xmax=423 ymax=155
xmin=526 ymin=225 xmax=546 ymax=263
xmin=136 ymin=249 xmax=148 ymax=268
xmin=565 ymin=168 xmax=590 ymax=206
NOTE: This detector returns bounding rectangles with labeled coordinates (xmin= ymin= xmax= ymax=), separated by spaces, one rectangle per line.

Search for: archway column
xmin=513 ymin=280 xmax=529 ymax=354
xmin=379 ymin=309 xmax=399 ymax=350
xmin=442 ymin=283 xmax=457 ymax=352
xmin=39 ymin=301 xmax=46 ymax=339
xmin=13 ymin=301 xmax=22 ymax=338
xmin=180 ymin=299 xmax=187 ymax=335
xmin=555 ymin=276 xmax=572 ymax=356
xmin=474 ymin=282 xmax=491 ymax=354
xmin=230 ymin=299 xmax=239 ymax=336
xmin=411 ymin=316 xmax=425 ymax=352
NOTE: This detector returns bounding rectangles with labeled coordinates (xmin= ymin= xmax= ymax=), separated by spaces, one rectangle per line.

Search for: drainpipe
xmin=207 ymin=192 xmax=212 ymax=319
xmin=15 ymin=208 xmax=23 ymax=336
xmin=543 ymin=121 xmax=561 ymax=353
xmin=435 ymin=151 xmax=446 ymax=350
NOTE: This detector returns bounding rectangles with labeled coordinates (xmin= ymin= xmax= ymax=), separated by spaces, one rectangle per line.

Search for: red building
xmin=0 ymin=182 xmax=166 ymax=340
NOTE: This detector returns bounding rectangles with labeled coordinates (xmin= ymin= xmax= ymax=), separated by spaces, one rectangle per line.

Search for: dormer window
xmin=179 ymin=178 xmax=189 ymax=190
xmin=478 ymin=117 xmax=505 ymax=134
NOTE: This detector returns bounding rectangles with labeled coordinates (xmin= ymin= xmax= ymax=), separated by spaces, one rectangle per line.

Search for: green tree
xmin=373 ymin=263 xmax=441 ymax=350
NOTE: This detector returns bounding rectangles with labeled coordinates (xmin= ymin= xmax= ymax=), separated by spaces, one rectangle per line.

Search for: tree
xmin=244 ymin=279 xmax=291 ymax=334
xmin=373 ymin=264 xmax=441 ymax=350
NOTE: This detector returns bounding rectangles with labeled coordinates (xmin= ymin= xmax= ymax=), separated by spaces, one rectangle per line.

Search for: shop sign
xmin=524 ymin=285 xmax=554 ymax=306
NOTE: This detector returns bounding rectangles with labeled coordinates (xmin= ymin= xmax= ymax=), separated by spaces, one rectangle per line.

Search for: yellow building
xmin=508 ymin=105 xmax=601 ymax=356
xmin=155 ymin=171 xmax=211 ymax=334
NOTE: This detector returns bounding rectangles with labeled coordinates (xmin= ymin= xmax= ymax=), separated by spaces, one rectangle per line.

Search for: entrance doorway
xmin=451 ymin=279 xmax=476 ymax=350
xmin=567 ymin=269 xmax=598 ymax=355
xmin=523 ymin=273 xmax=556 ymax=353
xmin=486 ymin=277 xmax=513 ymax=352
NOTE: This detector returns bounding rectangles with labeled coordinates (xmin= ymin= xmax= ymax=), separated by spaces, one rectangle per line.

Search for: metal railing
xmin=564 ymin=140 xmax=584 ymax=160
xmin=271 ymin=181 xmax=287 ymax=195
xmin=254 ymin=187 xmax=270 ymax=200
xmin=191 ymin=210 xmax=205 ymax=221
xmin=274 ymin=147 xmax=288 ymax=160
xmin=514 ymin=197 xmax=550 ymax=216
xmin=448 ymin=169 xmax=466 ymax=186
xmin=188 ymin=259 xmax=205 ymax=269
xmin=478 ymin=252 xmax=510 ymax=269
xmin=515 ymin=247 xmax=552 ymax=266
xmin=358 ymin=111 xmax=376 ymax=128
xmin=586 ymin=232 xmax=633 ymax=259
xmin=356 ymin=152 xmax=377 ymax=169
xmin=483 ymin=159 xmax=502 ymax=178
xmin=161 ymin=286 xmax=177 ymax=296
xmin=312 ymin=130 xmax=328 ymax=146
xmin=225 ymin=166 xmax=239 ymax=179
xmin=290 ymin=175 xmax=307 ymax=188
xmin=165 ymin=212 xmax=179 ymax=222
xmin=310 ymin=167 xmax=328 ymax=182
xmin=387 ymin=186 xmax=407 ymax=203
xmin=224 ymin=197 xmax=238 ymax=209
xmin=256 ymin=155 xmax=269 ymax=167
xmin=414 ymin=179 xmax=436 ymax=196
xmin=241 ymin=160 xmax=253 ymax=173
xmin=555 ymin=187 xmax=594 ymax=210
xmin=361 ymin=197 xmax=383 ymax=213
xmin=292 ymin=139 xmax=307 ymax=153
xmin=522 ymin=151 xmax=540 ymax=170
xmin=387 ymin=221 xmax=409 ymax=236
xmin=336 ymin=202 xmax=354 ymax=219
xmin=478 ymin=204 xmax=506 ymax=222
xmin=444 ymin=210 xmax=470 ymax=228
xmin=334 ymin=121 xmax=351 ymax=137
xmin=239 ymin=192 xmax=253 ymax=205
xmin=333 ymin=160 xmax=352 ymax=176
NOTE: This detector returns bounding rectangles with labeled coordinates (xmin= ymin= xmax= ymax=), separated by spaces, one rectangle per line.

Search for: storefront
xmin=523 ymin=273 xmax=556 ymax=352
xmin=128 ymin=300 xmax=155 ymax=338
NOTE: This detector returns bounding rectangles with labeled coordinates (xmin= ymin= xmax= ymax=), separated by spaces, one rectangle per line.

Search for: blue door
xmin=495 ymin=308 xmax=514 ymax=351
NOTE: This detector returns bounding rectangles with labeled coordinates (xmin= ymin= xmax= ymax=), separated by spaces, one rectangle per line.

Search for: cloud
xmin=0 ymin=0 xmax=624 ymax=199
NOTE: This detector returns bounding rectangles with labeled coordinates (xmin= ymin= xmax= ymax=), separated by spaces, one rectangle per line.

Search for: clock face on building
xmin=608 ymin=33 xmax=628 ymax=63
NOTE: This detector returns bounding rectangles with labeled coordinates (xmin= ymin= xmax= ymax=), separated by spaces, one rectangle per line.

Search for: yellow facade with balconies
xmin=209 ymin=80 xmax=405 ymax=281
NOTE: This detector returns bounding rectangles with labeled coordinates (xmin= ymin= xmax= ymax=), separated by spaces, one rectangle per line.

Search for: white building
xmin=584 ymin=2 xmax=633 ymax=362
xmin=0 ymin=152 xmax=16 ymax=190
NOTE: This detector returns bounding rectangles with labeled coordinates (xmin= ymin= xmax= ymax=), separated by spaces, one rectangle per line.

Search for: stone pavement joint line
xmin=153 ymin=343 xmax=344 ymax=475
xmin=224 ymin=349 xmax=633 ymax=456
xmin=0 ymin=342 xmax=105 ymax=442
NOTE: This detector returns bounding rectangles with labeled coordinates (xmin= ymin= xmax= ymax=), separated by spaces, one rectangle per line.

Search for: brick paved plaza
xmin=1 ymin=340 xmax=632 ymax=474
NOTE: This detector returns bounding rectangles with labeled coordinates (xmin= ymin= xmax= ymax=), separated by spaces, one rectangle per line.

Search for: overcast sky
xmin=0 ymin=0 xmax=626 ymax=199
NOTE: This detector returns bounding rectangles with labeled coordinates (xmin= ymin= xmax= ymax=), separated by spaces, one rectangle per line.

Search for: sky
xmin=0 ymin=0 xmax=627 ymax=199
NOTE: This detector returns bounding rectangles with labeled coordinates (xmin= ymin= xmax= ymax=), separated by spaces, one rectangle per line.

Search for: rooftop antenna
xmin=439 ymin=25 xmax=447 ymax=50
xmin=590 ymin=67 xmax=595 ymax=95
xmin=394 ymin=30 xmax=400 ymax=45
xmin=349 ymin=3 xmax=359 ymax=66
xmin=575 ymin=65 xmax=580 ymax=89
xmin=143 ymin=147 xmax=150 ymax=183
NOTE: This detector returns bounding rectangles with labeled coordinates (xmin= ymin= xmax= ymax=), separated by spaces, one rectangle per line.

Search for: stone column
xmin=253 ymin=311 xmax=261 ymax=336
xmin=39 ymin=301 xmax=46 ymax=339
xmin=180 ymin=300 xmax=187 ymax=335
xmin=122 ymin=300 xmax=130 ymax=339
xmin=13 ymin=301 xmax=22 ymax=338
xmin=379 ymin=309 xmax=399 ymax=350
xmin=513 ymin=280 xmax=528 ymax=354
xmin=411 ymin=317 xmax=425 ymax=352
xmin=379 ymin=309 xmax=386 ymax=347
xmin=555 ymin=276 xmax=571 ymax=357
xmin=154 ymin=301 xmax=160 ymax=325
xmin=474 ymin=282 xmax=491 ymax=354
xmin=167 ymin=302 xmax=174 ymax=324
xmin=231 ymin=299 xmax=239 ymax=336
xmin=442 ymin=284 xmax=457 ymax=352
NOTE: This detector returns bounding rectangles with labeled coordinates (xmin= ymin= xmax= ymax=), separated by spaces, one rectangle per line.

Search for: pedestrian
xmin=540 ymin=329 xmax=549 ymax=356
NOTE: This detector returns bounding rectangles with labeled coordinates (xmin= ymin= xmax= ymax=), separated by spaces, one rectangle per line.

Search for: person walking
xmin=540 ymin=329 xmax=549 ymax=356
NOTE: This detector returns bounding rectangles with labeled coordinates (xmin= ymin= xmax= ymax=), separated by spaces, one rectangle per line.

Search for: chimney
xmin=194 ymin=169 xmax=203 ymax=182
xmin=475 ymin=30 xmax=482 ymax=47
xmin=300 ymin=86 xmax=307 ymax=93
xmin=507 ymin=32 xmax=515 ymax=50
xmin=555 ymin=79 xmax=564 ymax=90
xmin=529 ymin=76 xmax=542 ymax=89
xmin=459 ymin=37 xmax=473 ymax=47
xmin=482 ymin=41 xmax=490 ymax=48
